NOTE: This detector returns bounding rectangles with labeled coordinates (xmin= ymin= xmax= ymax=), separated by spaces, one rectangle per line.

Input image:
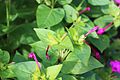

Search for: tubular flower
xmin=28 ymin=52 xmax=41 ymax=68
xmin=97 ymin=22 xmax=113 ymax=35
xmin=110 ymin=60 xmax=120 ymax=73
xmin=114 ymin=0 xmax=120 ymax=4
xmin=80 ymin=7 xmax=91 ymax=14
xmin=84 ymin=26 xmax=99 ymax=37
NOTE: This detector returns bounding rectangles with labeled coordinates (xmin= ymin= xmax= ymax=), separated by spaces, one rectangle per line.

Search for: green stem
xmin=5 ymin=0 xmax=10 ymax=28
xmin=51 ymin=0 xmax=54 ymax=8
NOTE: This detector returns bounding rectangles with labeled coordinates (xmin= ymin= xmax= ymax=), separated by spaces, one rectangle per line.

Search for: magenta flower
xmin=97 ymin=28 xmax=105 ymax=35
xmin=80 ymin=7 xmax=91 ymax=14
xmin=97 ymin=22 xmax=113 ymax=35
xmin=28 ymin=52 xmax=41 ymax=68
xmin=114 ymin=0 xmax=120 ymax=4
xmin=110 ymin=60 xmax=120 ymax=73
xmin=84 ymin=26 xmax=99 ymax=37
xmin=46 ymin=45 xmax=50 ymax=60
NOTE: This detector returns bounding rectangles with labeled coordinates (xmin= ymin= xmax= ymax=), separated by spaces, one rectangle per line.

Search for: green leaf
xmin=30 ymin=41 xmax=59 ymax=66
xmin=12 ymin=51 xmax=27 ymax=63
xmin=0 ymin=65 xmax=15 ymax=78
xmin=84 ymin=74 xmax=96 ymax=80
xmin=66 ymin=44 xmax=91 ymax=66
xmin=61 ymin=57 xmax=104 ymax=74
xmin=46 ymin=64 xmax=63 ymax=80
xmin=0 ymin=49 xmax=10 ymax=64
xmin=89 ymin=35 xmax=110 ymax=52
xmin=11 ymin=61 xmax=39 ymax=80
xmin=8 ymin=22 xmax=39 ymax=50
xmin=44 ymin=0 xmax=51 ymax=6
xmin=94 ymin=15 xmax=113 ymax=28
xmin=36 ymin=0 xmax=43 ymax=4
xmin=62 ymin=75 xmax=77 ymax=80
xmin=34 ymin=28 xmax=58 ymax=46
xmin=88 ymin=0 xmax=110 ymax=6
xmin=101 ymin=1 xmax=120 ymax=16
xmin=58 ymin=0 xmax=72 ymax=5
xmin=36 ymin=4 xmax=65 ymax=28
xmin=57 ymin=36 xmax=74 ymax=51
xmin=63 ymin=5 xmax=78 ymax=23
xmin=80 ymin=15 xmax=98 ymax=38
xmin=114 ymin=16 xmax=120 ymax=28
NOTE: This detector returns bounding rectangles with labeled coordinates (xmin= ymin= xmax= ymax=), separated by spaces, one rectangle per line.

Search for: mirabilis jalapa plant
xmin=1 ymin=0 xmax=120 ymax=80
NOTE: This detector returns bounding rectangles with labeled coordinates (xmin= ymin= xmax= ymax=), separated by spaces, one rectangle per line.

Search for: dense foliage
xmin=0 ymin=0 xmax=120 ymax=80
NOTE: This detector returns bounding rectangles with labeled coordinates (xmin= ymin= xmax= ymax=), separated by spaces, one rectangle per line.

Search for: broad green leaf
xmin=57 ymin=36 xmax=74 ymax=51
xmin=36 ymin=4 xmax=65 ymax=28
xmin=46 ymin=64 xmax=62 ymax=80
xmin=58 ymin=0 xmax=72 ymax=5
xmin=30 ymin=41 xmax=59 ymax=66
xmin=84 ymin=74 xmax=96 ymax=80
xmin=88 ymin=0 xmax=110 ymax=6
xmin=66 ymin=44 xmax=91 ymax=66
xmin=34 ymin=28 xmax=58 ymax=46
xmin=114 ymin=78 xmax=120 ymax=80
xmin=36 ymin=0 xmax=43 ymax=4
xmin=62 ymin=75 xmax=77 ymax=80
xmin=0 ymin=65 xmax=15 ymax=78
xmin=11 ymin=61 xmax=40 ymax=80
xmin=12 ymin=51 xmax=27 ymax=63
xmin=114 ymin=16 xmax=120 ymax=28
xmin=45 ymin=0 xmax=51 ymax=6
xmin=94 ymin=15 xmax=113 ymax=28
xmin=34 ymin=28 xmax=74 ymax=51
xmin=0 ymin=49 xmax=10 ymax=64
xmin=63 ymin=5 xmax=78 ymax=23
xmin=101 ymin=1 xmax=120 ymax=16
xmin=89 ymin=35 xmax=110 ymax=52
xmin=61 ymin=57 xmax=104 ymax=74
xmin=8 ymin=22 xmax=39 ymax=51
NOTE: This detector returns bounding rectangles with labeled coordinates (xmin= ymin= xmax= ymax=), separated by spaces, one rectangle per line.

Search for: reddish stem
xmin=104 ymin=22 xmax=113 ymax=30
xmin=46 ymin=45 xmax=50 ymax=60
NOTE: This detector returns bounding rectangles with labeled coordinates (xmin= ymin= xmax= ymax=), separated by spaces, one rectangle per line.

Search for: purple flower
xmin=84 ymin=26 xmax=99 ymax=37
xmin=97 ymin=22 xmax=113 ymax=35
xmin=114 ymin=0 xmax=120 ymax=4
xmin=80 ymin=7 xmax=91 ymax=14
xmin=28 ymin=52 xmax=41 ymax=68
xmin=110 ymin=60 xmax=120 ymax=73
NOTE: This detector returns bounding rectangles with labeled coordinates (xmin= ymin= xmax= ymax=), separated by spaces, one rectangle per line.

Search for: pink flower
xmin=97 ymin=28 xmax=105 ymax=35
xmin=28 ymin=52 xmax=41 ymax=68
xmin=97 ymin=22 xmax=113 ymax=35
xmin=80 ymin=7 xmax=91 ymax=14
xmin=110 ymin=60 xmax=120 ymax=73
xmin=84 ymin=26 xmax=99 ymax=37
xmin=114 ymin=0 xmax=120 ymax=4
